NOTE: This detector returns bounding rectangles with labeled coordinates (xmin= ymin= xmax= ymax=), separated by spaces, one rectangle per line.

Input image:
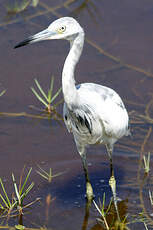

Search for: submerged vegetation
xmin=5 ymin=0 xmax=39 ymax=15
xmin=143 ymin=152 xmax=151 ymax=174
xmin=0 ymin=166 xmax=62 ymax=229
xmin=93 ymin=154 xmax=153 ymax=230
xmin=0 ymin=151 xmax=152 ymax=229
xmin=36 ymin=165 xmax=65 ymax=183
xmin=0 ymin=168 xmax=38 ymax=222
xmin=0 ymin=89 xmax=6 ymax=97
xmin=0 ymin=76 xmax=63 ymax=121
xmin=31 ymin=76 xmax=63 ymax=114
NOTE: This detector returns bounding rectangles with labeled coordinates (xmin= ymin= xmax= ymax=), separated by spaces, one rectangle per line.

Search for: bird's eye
xmin=58 ymin=26 xmax=66 ymax=33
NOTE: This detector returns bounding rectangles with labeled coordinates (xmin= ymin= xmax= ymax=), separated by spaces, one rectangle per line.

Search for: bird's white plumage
xmin=15 ymin=16 xmax=130 ymax=154
xmin=63 ymin=82 xmax=129 ymax=150
xmin=15 ymin=16 xmax=130 ymax=203
xmin=34 ymin=16 xmax=130 ymax=155
xmin=55 ymin=17 xmax=130 ymax=154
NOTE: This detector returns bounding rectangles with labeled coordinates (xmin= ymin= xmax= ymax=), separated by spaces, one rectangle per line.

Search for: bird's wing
xmin=63 ymin=101 xmax=93 ymax=135
xmin=63 ymin=83 xmax=129 ymax=143
xmin=76 ymin=83 xmax=129 ymax=139
xmin=100 ymin=94 xmax=129 ymax=138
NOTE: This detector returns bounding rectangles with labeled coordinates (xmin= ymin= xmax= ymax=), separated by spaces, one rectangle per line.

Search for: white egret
xmin=14 ymin=17 xmax=130 ymax=207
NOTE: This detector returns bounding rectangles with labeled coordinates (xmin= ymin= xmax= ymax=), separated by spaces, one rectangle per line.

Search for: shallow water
xmin=0 ymin=0 xmax=153 ymax=229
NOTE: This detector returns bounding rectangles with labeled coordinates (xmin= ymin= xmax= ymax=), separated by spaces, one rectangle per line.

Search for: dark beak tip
xmin=14 ymin=41 xmax=28 ymax=49
xmin=14 ymin=37 xmax=33 ymax=49
xmin=14 ymin=45 xmax=19 ymax=49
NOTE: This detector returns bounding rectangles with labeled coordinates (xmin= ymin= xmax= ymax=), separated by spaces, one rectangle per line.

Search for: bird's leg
xmin=75 ymin=141 xmax=94 ymax=201
xmin=106 ymin=144 xmax=120 ymax=221
xmin=81 ymin=154 xmax=94 ymax=201
xmin=81 ymin=199 xmax=91 ymax=230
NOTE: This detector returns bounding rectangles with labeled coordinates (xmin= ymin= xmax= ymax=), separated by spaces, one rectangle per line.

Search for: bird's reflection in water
xmin=81 ymin=200 xmax=92 ymax=230
xmin=81 ymin=199 xmax=128 ymax=230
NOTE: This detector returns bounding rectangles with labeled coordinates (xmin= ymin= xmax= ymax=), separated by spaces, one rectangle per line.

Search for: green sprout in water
xmin=36 ymin=165 xmax=64 ymax=183
xmin=5 ymin=0 xmax=39 ymax=15
xmin=93 ymin=193 xmax=111 ymax=230
xmin=149 ymin=190 xmax=153 ymax=206
xmin=143 ymin=152 xmax=150 ymax=174
xmin=93 ymin=194 xmax=129 ymax=230
xmin=31 ymin=76 xmax=63 ymax=114
xmin=144 ymin=222 xmax=149 ymax=230
xmin=12 ymin=168 xmax=34 ymax=210
xmin=0 ymin=168 xmax=38 ymax=220
xmin=0 ymin=90 xmax=6 ymax=97
xmin=0 ymin=178 xmax=17 ymax=217
xmin=6 ymin=0 xmax=31 ymax=14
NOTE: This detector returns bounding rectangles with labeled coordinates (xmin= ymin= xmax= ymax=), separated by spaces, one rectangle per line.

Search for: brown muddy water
xmin=0 ymin=0 xmax=153 ymax=229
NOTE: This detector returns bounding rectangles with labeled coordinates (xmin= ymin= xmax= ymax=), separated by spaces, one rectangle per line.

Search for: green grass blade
xmin=51 ymin=87 xmax=62 ymax=103
xmin=15 ymin=224 xmax=25 ymax=230
xmin=12 ymin=173 xmax=20 ymax=203
xmin=105 ymin=199 xmax=112 ymax=215
xmin=49 ymin=168 xmax=52 ymax=176
xmin=48 ymin=168 xmax=52 ymax=182
xmin=102 ymin=193 xmax=105 ymax=209
xmin=37 ymin=165 xmax=50 ymax=177
xmin=34 ymin=79 xmax=48 ymax=102
xmin=144 ymin=222 xmax=149 ymax=230
xmin=23 ymin=182 xmax=34 ymax=197
xmin=149 ymin=190 xmax=153 ymax=205
xmin=36 ymin=170 xmax=49 ymax=181
xmin=0 ymin=178 xmax=11 ymax=207
xmin=31 ymin=0 xmax=39 ymax=7
xmin=93 ymin=200 xmax=102 ymax=216
xmin=0 ymin=201 xmax=4 ymax=209
xmin=51 ymin=171 xmax=65 ymax=178
xmin=0 ymin=90 xmax=6 ymax=97
xmin=147 ymin=152 xmax=150 ymax=169
xmin=0 ymin=193 xmax=8 ymax=208
xmin=20 ymin=182 xmax=34 ymax=202
xmin=48 ymin=76 xmax=54 ymax=103
xmin=31 ymin=87 xmax=48 ymax=108
xmin=20 ymin=167 xmax=32 ymax=196
xmin=10 ymin=200 xmax=18 ymax=209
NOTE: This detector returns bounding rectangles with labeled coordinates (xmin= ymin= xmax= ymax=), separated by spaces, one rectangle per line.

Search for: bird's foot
xmin=109 ymin=176 xmax=121 ymax=222
xmin=86 ymin=181 xmax=94 ymax=202
xmin=109 ymin=175 xmax=116 ymax=200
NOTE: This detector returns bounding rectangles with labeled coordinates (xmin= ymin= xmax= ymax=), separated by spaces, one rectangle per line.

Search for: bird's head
xmin=14 ymin=17 xmax=84 ymax=48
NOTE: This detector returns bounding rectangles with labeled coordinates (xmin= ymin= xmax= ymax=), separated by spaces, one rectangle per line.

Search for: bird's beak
xmin=14 ymin=28 xmax=56 ymax=49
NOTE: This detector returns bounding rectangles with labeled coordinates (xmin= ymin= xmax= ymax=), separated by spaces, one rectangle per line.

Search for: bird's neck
xmin=62 ymin=32 xmax=84 ymax=106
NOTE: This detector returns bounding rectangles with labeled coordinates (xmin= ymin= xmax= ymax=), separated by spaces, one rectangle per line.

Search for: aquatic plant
xmin=93 ymin=194 xmax=131 ymax=230
xmin=31 ymin=76 xmax=63 ymax=114
xmin=0 ymin=168 xmax=38 ymax=220
xmin=11 ymin=168 xmax=34 ymax=210
xmin=36 ymin=165 xmax=64 ymax=183
xmin=143 ymin=152 xmax=150 ymax=174
xmin=5 ymin=0 xmax=39 ymax=14
xmin=149 ymin=190 xmax=153 ymax=206
xmin=6 ymin=0 xmax=31 ymax=14
xmin=0 ymin=90 xmax=6 ymax=97
xmin=0 ymin=178 xmax=17 ymax=217
xmin=93 ymin=194 xmax=110 ymax=230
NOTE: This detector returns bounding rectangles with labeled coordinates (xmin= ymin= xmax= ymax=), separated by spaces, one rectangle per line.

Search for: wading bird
xmin=14 ymin=17 xmax=130 ymax=206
